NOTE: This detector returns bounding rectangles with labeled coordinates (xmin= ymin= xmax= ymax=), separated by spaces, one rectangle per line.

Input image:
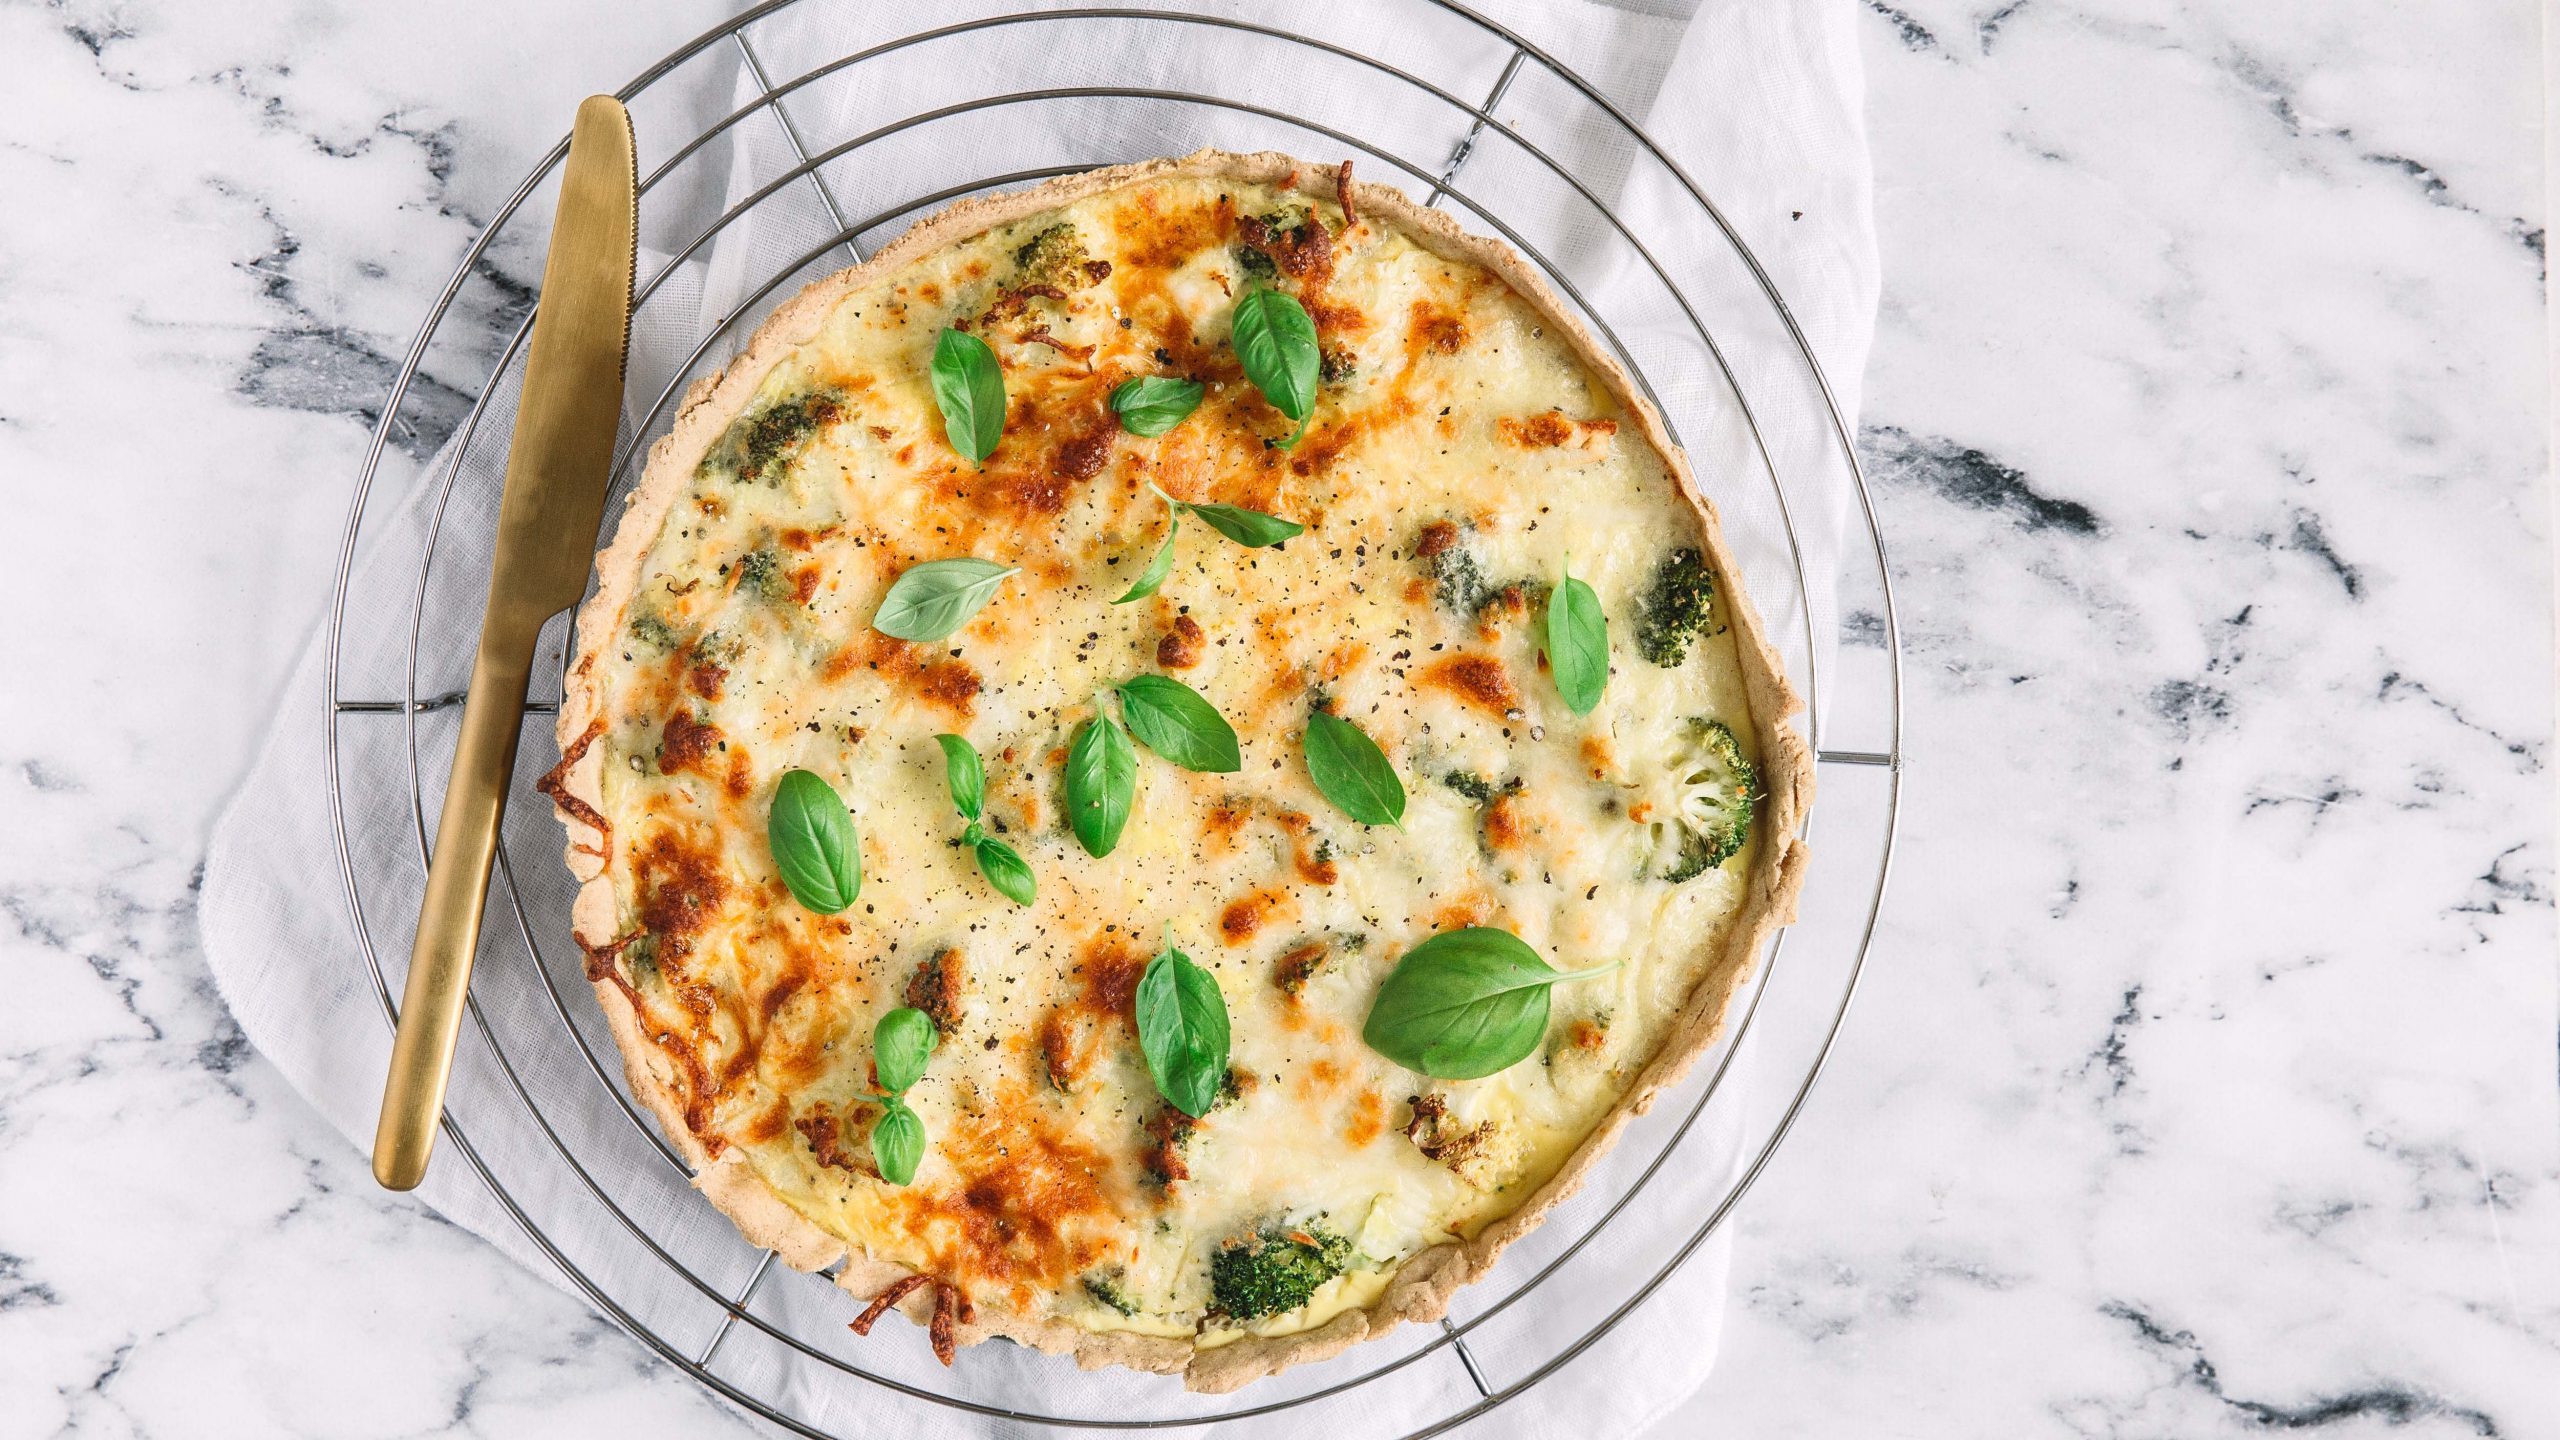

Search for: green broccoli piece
xmin=724 ymin=391 xmax=844 ymax=485
xmin=1441 ymin=771 xmax=1522 ymax=805
xmin=628 ymin=612 xmax=679 ymax=650
xmin=1635 ymin=547 xmax=1718 ymax=667
xmin=1651 ymin=718 xmax=1761 ymax=882
xmin=1011 ymin=221 xmax=1089 ymax=287
xmin=691 ymin=628 xmax=745 ymax=665
xmin=1319 ymin=346 xmax=1357 ymax=385
xmin=733 ymin=547 xmax=793 ymax=603
xmin=1429 ymin=547 xmax=1489 ymax=617
xmin=1209 ymin=1221 xmax=1352 ymax=1321
xmin=1081 ymin=1271 xmax=1140 ymax=1316
xmin=696 ymin=390 xmax=843 ymax=485
xmin=1235 ymin=245 xmax=1276 ymax=280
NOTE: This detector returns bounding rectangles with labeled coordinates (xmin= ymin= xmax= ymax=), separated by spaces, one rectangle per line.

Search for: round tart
xmin=547 ymin=149 xmax=1809 ymax=1391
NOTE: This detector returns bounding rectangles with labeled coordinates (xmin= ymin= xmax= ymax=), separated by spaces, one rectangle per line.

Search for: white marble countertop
xmin=6 ymin=1 xmax=2553 ymax=1436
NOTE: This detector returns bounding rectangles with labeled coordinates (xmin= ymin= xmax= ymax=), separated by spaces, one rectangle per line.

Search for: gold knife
xmin=373 ymin=96 xmax=637 ymax=1191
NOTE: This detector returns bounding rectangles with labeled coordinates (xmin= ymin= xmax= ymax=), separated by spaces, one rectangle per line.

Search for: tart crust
xmin=549 ymin=149 xmax=1811 ymax=1391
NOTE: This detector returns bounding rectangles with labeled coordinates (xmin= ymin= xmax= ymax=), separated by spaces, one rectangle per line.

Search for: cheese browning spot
xmin=1157 ymin=614 xmax=1206 ymax=669
xmin=797 ymin=1104 xmax=879 ymax=1176
xmin=658 ymin=710 xmax=722 ymax=776
xmin=537 ymin=721 xmax=610 ymax=849
xmin=1420 ymin=653 xmax=1521 ymax=718
xmin=906 ymin=947 xmax=968 ymax=1034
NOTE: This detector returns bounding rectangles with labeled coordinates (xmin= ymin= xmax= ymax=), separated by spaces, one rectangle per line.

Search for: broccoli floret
xmin=1209 ymin=1221 xmax=1352 ymax=1321
xmin=1011 ymin=221 xmax=1088 ymax=287
xmin=628 ymin=612 xmax=679 ymax=650
xmin=1319 ymin=346 xmax=1357 ymax=385
xmin=1645 ymin=718 xmax=1761 ymax=882
xmin=1081 ymin=1271 xmax=1139 ymax=1316
xmin=714 ymin=390 xmax=844 ymax=485
xmin=691 ymin=628 xmax=745 ymax=665
xmin=1429 ymin=547 xmax=1489 ymax=617
xmin=1235 ymin=245 xmax=1276 ymax=280
xmin=734 ymin=547 xmax=792 ymax=603
xmin=1441 ymin=771 xmax=1522 ymax=805
xmin=1635 ymin=547 xmax=1718 ymax=667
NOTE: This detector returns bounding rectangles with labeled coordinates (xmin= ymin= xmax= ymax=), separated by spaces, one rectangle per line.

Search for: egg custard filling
xmin=549 ymin=152 xmax=1807 ymax=1392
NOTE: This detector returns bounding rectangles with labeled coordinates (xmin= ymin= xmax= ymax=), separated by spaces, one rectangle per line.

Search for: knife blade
xmin=373 ymin=96 xmax=637 ymax=1191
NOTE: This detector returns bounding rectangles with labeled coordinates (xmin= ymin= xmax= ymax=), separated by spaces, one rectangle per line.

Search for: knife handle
xmin=372 ymin=628 xmax=537 ymax=1190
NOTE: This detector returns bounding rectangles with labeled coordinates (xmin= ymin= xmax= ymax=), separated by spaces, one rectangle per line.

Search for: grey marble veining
xmin=1 ymin=1 xmax=2550 ymax=1436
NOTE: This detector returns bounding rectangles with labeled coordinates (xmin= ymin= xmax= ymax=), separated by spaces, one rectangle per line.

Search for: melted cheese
xmin=581 ymin=174 xmax=1764 ymax=1343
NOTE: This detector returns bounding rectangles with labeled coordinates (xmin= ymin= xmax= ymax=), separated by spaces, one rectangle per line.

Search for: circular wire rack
xmin=320 ymin=2 xmax=1903 ymax=1435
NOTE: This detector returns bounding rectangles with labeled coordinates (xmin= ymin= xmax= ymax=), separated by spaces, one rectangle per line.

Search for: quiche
xmin=547 ymin=150 xmax=1808 ymax=1392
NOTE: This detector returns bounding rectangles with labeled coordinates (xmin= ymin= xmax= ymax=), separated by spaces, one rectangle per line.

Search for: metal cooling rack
xmin=320 ymin=3 xmax=1903 ymax=1435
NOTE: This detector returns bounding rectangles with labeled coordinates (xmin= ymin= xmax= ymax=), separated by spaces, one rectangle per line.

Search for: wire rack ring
xmin=320 ymin=4 xmax=1904 ymax=1436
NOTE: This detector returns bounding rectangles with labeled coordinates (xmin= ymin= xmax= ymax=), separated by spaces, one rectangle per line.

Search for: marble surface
xmin=4 ymin=1 xmax=2553 ymax=1436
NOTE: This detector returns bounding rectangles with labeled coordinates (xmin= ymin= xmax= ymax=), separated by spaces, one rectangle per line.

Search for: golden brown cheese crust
xmin=552 ymin=150 xmax=1810 ymax=1392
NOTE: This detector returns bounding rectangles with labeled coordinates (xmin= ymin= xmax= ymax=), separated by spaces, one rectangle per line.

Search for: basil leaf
xmin=1114 ymin=510 xmax=1180 ymax=604
xmin=930 ymin=327 xmax=1005 ymax=465
xmin=1362 ymin=928 xmax=1621 ymax=1080
xmin=871 ymin=1099 xmax=925 ymax=1185
xmin=1545 ymin=563 xmax=1609 ymax=716
xmin=1231 ymin=287 xmax=1320 ymax=444
xmin=1303 ymin=711 xmax=1404 ymax=827
xmin=1065 ymin=712 xmax=1138 ymax=857
xmin=1110 ymin=375 xmax=1204 ymax=437
xmin=767 ymin=768 xmax=860 ymax=914
xmin=1181 ymin=500 xmax=1303 ymax=549
xmin=1136 ymin=946 xmax=1232 ymax=1117
xmin=975 ymin=836 xmax=1037 ymax=906
xmin=932 ymin=733 xmax=985 ymax=821
xmin=1117 ymin=674 xmax=1241 ymax=773
xmin=873 ymin=557 xmax=1017 ymax=642
xmin=873 ymin=1006 xmax=937 ymax=1093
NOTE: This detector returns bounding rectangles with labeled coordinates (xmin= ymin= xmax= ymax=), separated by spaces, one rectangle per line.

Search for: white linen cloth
xmin=201 ymin=1 xmax=1876 ymax=1434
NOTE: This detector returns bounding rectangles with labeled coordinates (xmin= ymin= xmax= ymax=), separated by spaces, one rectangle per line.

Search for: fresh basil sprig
xmin=937 ymin=734 xmax=1035 ymax=905
xmin=1064 ymin=677 xmax=1244 ymax=856
xmin=1137 ymin=942 xmax=1232 ymax=1117
xmin=936 ymin=734 xmax=985 ymax=820
xmin=1113 ymin=484 xmax=1300 ymax=605
xmin=874 ymin=557 xmax=1017 ymax=642
xmin=866 ymin=1006 xmax=938 ymax=1185
xmin=1184 ymin=500 xmax=1303 ymax=548
xmin=1303 ymin=710 xmax=1404 ymax=827
xmin=767 ymin=768 xmax=860 ymax=913
xmin=1065 ymin=710 xmax=1138 ymax=857
xmin=1545 ymin=560 xmax=1609 ymax=716
xmin=1110 ymin=375 xmax=1204 ymax=437
xmin=873 ymin=1006 xmax=937 ymax=1092
xmin=930 ymin=327 xmax=1006 ymax=465
xmin=1362 ymin=928 xmax=1622 ymax=1080
xmin=870 ymin=1102 xmax=925 ymax=1185
xmin=971 ymin=835 xmax=1037 ymax=906
xmin=1117 ymin=674 xmax=1242 ymax=773
xmin=1231 ymin=287 xmax=1320 ymax=448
